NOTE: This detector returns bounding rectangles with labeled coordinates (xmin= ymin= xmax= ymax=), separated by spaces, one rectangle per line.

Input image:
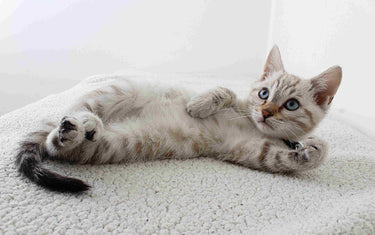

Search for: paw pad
xmin=61 ymin=117 xmax=77 ymax=131
xmin=58 ymin=117 xmax=83 ymax=143
xmin=289 ymin=150 xmax=309 ymax=164
xmin=85 ymin=130 xmax=96 ymax=141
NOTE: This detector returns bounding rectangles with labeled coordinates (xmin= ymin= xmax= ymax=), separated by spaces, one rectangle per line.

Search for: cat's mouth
xmin=251 ymin=111 xmax=274 ymax=131
xmin=257 ymin=120 xmax=273 ymax=130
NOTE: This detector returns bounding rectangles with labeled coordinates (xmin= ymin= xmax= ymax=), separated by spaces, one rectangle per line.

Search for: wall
xmin=0 ymin=0 xmax=272 ymax=114
xmin=0 ymin=0 xmax=271 ymax=78
xmin=1 ymin=0 xmax=372 ymax=119
xmin=268 ymin=0 xmax=375 ymax=117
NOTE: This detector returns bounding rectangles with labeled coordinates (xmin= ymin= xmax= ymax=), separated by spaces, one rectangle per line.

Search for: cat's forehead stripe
xmin=268 ymin=74 xmax=302 ymax=103
xmin=274 ymin=77 xmax=281 ymax=88
xmin=277 ymin=75 xmax=301 ymax=90
xmin=288 ymin=88 xmax=296 ymax=95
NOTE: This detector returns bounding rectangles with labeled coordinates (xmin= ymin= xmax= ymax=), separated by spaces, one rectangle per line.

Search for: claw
xmin=301 ymin=149 xmax=310 ymax=162
xmin=310 ymin=145 xmax=318 ymax=150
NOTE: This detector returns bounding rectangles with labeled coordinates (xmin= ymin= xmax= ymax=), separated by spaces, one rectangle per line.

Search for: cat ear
xmin=311 ymin=66 xmax=342 ymax=106
xmin=264 ymin=45 xmax=285 ymax=75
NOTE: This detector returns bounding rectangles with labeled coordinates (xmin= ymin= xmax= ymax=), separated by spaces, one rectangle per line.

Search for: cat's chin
xmin=256 ymin=121 xmax=273 ymax=131
xmin=251 ymin=112 xmax=297 ymax=140
xmin=254 ymin=121 xmax=288 ymax=139
xmin=254 ymin=120 xmax=277 ymax=135
xmin=251 ymin=114 xmax=275 ymax=133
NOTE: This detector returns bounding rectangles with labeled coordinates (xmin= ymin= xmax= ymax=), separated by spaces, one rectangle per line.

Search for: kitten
xmin=15 ymin=46 xmax=342 ymax=193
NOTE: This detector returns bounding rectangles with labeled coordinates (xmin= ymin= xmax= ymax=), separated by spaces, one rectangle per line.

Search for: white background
xmin=0 ymin=0 xmax=374 ymax=121
xmin=270 ymin=0 xmax=375 ymax=118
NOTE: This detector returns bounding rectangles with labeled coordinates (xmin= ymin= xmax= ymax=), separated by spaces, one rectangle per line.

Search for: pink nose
xmin=262 ymin=109 xmax=273 ymax=119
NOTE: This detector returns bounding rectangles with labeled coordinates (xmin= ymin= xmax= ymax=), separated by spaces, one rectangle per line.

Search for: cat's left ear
xmin=264 ymin=45 xmax=285 ymax=75
xmin=310 ymin=66 xmax=342 ymax=107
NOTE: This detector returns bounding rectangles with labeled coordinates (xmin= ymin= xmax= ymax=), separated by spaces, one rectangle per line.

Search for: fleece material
xmin=1 ymin=71 xmax=375 ymax=234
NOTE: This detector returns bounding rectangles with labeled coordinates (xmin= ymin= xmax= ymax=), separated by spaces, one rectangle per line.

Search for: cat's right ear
xmin=264 ymin=45 xmax=285 ymax=76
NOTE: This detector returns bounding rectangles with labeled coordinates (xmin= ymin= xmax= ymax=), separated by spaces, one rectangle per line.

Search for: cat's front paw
xmin=186 ymin=87 xmax=234 ymax=119
xmin=289 ymin=137 xmax=328 ymax=170
xmin=186 ymin=96 xmax=216 ymax=119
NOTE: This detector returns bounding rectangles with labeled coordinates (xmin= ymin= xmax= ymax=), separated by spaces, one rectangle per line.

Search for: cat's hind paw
xmin=58 ymin=116 xmax=85 ymax=145
xmin=79 ymin=113 xmax=104 ymax=142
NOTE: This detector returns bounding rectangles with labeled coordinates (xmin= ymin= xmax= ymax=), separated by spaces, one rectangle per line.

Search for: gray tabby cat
xmin=16 ymin=46 xmax=342 ymax=193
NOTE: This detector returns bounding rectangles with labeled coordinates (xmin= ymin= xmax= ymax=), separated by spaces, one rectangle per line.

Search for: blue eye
xmin=258 ymin=88 xmax=269 ymax=100
xmin=284 ymin=99 xmax=299 ymax=111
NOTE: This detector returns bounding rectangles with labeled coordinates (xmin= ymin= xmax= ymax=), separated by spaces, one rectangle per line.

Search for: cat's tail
xmin=15 ymin=138 xmax=90 ymax=193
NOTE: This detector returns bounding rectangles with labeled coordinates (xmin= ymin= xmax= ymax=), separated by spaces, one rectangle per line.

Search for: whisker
xmin=287 ymin=128 xmax=300 ymax=140
xmin=229 ymin=115 xmax=250 ymax=121
xmin=280 ymin=129 xmax=292 ymax=140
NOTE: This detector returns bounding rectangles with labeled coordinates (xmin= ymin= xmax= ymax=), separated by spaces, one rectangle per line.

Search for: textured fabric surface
xmin=1 ymin=72 xmax=375 ymax=234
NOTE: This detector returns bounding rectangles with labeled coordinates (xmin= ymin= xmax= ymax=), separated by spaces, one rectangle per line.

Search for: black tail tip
xmin=38 ymin=173 xmax=91 ymax=193
xmin=16 ymin=141 xmax=91 ymax=194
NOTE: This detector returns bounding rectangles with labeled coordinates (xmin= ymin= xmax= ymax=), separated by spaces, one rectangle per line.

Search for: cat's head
xmin=248 ymin=45 xmax=342 ymax=140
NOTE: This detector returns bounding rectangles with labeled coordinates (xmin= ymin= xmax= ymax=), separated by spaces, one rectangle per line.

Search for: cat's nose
xmin=262 ymin=109 xmax=273 ymax=119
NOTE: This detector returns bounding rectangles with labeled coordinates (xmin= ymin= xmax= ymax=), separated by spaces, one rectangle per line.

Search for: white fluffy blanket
xmin=1 ymin=72 xmax=375 ymax=234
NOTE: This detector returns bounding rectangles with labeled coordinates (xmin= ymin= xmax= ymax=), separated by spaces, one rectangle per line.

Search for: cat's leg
xmin=217 ymin=136 xmax=328 ymax=173
xmin=186 ymin=87 xmax=236 ymax=118
xmin=71 ymin=83 xmax=136 ymax=122
xmin=45 ymin=112 xmax=104 ymax=157
xmin=270 ymin=136 xmax=328 ymax=172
